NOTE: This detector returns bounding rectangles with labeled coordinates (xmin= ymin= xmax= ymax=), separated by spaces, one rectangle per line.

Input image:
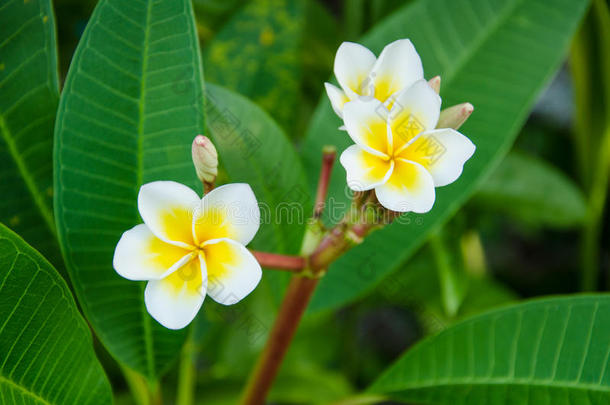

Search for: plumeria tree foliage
xmin=1 ymin=0 xmax=608 ymax=404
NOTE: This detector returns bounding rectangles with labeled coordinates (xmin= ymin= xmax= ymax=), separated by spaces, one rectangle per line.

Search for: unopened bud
xmin=192 ymin=135 xmax=218 ymax=187
xmin=437 ymin=102 xmax=474 ymax=130
xmin=428 ymin=76 xmax=441 ymax=94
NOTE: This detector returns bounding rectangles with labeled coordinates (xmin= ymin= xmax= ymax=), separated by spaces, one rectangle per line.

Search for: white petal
xmin=113 ymin=224 xmax=192 ymax=281
xmin=375 ymin=159 xmax=435 ymax=213
xmin=334 ymin=42 xmax=376 ymax=99
xmin=325 ymin=82 xmax=349 ymax=118
xmin=343 ymin=97 xmax=392 ymax=157
xmin=369 ymin=39 xmax=424 ymax=103
xmin=389 ymin=79 xmax=442 ymax=152
xmin=144 ymin=257 xmax=206 ymax=330
xmin=202 ymin=238 xmax=262 ymax=305
xmin=340 ymin=145 xmax=393 ymax=191
xmin=194 ymin=183 xmax=260 ymax=246
xmin=400 ymin=128 xmax=476 ymax=187
xmin=138 ymin=181 xmax=200 ymax=246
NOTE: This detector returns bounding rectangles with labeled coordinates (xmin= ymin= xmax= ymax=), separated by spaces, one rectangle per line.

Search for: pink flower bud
xmin=428 ymin=76 xmax=441 ymax=94
xmin=437 ymin=102 xmax=474 ymax=130
xmin=191 ymin=135 xmax=218 ymax=185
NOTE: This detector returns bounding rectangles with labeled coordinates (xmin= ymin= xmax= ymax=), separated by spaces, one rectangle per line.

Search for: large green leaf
xmin=0 ymin=0 xmax=62 ymax=268
xmin=0 ymin=223 xmax=112 ymax=405
xmin=303 ymin=0 xmax=590 ymax=313
xmin=370 ymin=294 xmax=610 ymax=404
xmin=205 ymin=83 xmax=310 ymax=254
xmin=204 ymin=83 xmax=311 ymax=305
xmin=202 ymin=0 xmax=305 ymax=130
xmin=473 ymin=152 xmax=587 ymax=228
xmin=54 ymin=0 xmax=205 ymax=379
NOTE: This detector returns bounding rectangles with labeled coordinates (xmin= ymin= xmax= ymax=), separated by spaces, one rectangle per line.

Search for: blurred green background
xmin=49 ymin=0 xmax=609 ymax=403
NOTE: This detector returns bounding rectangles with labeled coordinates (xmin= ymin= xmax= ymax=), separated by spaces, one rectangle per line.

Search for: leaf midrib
xmin=136 ymin=0 xmax=156 ymax=381
xmin=433 ymin=0 xmax=527 ymax=87
xmin=362 ymin=0 xmax=526 ymax=91
xmin=0 ymin=115 xmax=56 ymax=236
xmin=0 ymin=375 xmax=53 ymax=405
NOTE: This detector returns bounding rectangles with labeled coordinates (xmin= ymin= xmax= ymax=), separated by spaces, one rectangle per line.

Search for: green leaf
xmin=0 ymin=223 xmax=112 ymax=405
xmin=0 ymin=0 xmax=63 ymax=268
xmin=203 ymin=0 xmax=305 ymax=130
xmin=473 ymin=152 xmax=588 ymax=228
xmin=370 ymin=294 xmax=610 ymax=404
xmin=429 ymin=232 xmax=468 ymax=318
xmin=571 ymin=0 xmax=610 ymax=188
xmin=54 ymin=0 xmax=205 ymax=379
xmin=303 ymin=0 xmax=590 ymax=313
xmin=205 ymin=83 xmax=310 ymax=254
xmin=204 ymin=83 xmax=311 ymax=304
xmin=570 ymin=0 xmax=610 ymax=292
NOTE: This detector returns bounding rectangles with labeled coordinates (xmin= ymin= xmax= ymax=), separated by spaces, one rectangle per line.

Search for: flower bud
xmin=192 ymin=135 xmax=218 ymax=186
xmin=428 ymin=75 xmax=441 ymax=94
xmin=437 ymin=102 xmax=474 ymax=130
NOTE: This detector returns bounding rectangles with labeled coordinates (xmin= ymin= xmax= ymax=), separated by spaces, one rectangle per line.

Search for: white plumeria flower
xmin=339 ymin=79 xmax=476 ymax=213
xmin=113 ymin=181 xmax=262 ymax=330
xmin=325 ymin=39 xmax=423 ymax=118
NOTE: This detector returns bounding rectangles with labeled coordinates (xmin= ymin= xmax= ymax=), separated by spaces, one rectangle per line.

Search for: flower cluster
xmin=113 ymin=40 xmax=477 ymax=331
xmin=326 ymin=39 xmax=476 ymax=213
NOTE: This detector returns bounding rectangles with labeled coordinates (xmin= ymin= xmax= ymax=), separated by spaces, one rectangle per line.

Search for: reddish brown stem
xmin=313 ymin=146 xmax=337 ymax=218
xmin=307 ymin=224 xmax=351 ymax=272
xmin=250 ymin=250 xmax=305 ymax=271
xmin=240 ymin=276 xmax=319 ymax=405
xmin=241 ymin=220 xmax=374 ymax=405
xmin=240 ymin=147 xmax=339 ymax=405
xmin=308 ymin=220 xmax=376 ymax=272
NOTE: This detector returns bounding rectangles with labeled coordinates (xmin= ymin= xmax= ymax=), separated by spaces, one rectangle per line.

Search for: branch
xmin=250 ymin=250 xmax=305 ymax=271
xmin=240 ymin=276 xmax=319 ymax=405
xmin=240 ymin=147 xmax=342 ymax=405
xmin=313 ymin=146 xmax=337 ymax=218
